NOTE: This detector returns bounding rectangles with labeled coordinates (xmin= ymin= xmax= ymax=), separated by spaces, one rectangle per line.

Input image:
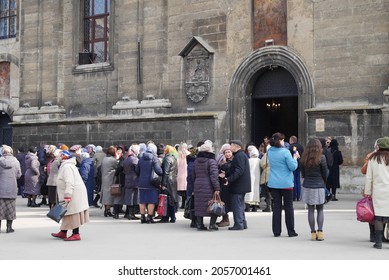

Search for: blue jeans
xmin=230 ymin=193 xmax=246 ymax=229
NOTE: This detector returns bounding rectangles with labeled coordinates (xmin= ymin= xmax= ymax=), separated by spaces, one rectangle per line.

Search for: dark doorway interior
xmin=252 ymin=97 xmax=298 ymax=146
xmin=0 ymin=112 xmax=12 ymax=146
xmin=251 ymin=67 xmax=298 ymax=146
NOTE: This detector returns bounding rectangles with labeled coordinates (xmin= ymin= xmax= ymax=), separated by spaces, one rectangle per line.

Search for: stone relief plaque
xmin=184 ymin=45 xmax=211 ymax=103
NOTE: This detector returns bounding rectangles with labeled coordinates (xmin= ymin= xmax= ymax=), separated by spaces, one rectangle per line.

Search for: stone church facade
xmin=0 ymin=0 xmax=388 ymax=188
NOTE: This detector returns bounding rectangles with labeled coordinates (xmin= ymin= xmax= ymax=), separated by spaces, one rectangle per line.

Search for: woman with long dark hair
xmin=300 ymin=138 xmax=328 ymax=241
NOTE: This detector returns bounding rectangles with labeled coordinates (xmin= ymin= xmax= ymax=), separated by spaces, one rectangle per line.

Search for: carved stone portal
xmin=180 ymin=37 xmax=214 ymax=103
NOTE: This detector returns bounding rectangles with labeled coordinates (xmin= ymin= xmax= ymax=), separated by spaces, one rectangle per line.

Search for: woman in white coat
xmin=245 ymin=145 xmax=261 ymax=211
xmin=51 ymin=150 xmax=89 ymax=241
xmin=364 ymin=137 xmax=389 ymax=249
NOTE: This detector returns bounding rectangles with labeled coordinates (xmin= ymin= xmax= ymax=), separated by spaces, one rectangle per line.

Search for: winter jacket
xmin=267 ymin=146 xmax=297 ymax=189
xmin=161 ymin=154 xmax=178 ymax=203
xmin=24 ymin=152 xmax=40 ymax=195
xmin=136 ymin=150 xmax=163 ymax=190
xmin=123 ymin=155 xmax=139 ymax=189
xmin=226 ymin=149 xmax=251 ymax=194
xmin=193 ymin=151 xmax=220 ymax=217
xmin=301 ymin=155 xmax=328 ymax=189
xmin=0 ymin=155 xmax=22 ymax=199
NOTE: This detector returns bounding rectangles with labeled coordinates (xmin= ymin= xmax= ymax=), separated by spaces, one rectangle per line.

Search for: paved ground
xmin=0 ymin=193 xmax=388 ymax=260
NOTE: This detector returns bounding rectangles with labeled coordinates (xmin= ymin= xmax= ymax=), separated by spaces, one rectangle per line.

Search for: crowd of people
xmin=0 ymin=133 xmax=388 ymax=250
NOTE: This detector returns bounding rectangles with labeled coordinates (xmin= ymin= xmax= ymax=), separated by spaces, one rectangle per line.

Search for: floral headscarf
xmin=164 ymin=145 xmax=178 ymax=158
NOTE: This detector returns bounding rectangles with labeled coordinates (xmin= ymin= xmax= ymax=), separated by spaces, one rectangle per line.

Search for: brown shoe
xmin=217 ymin=215 xmax=230 ymax=227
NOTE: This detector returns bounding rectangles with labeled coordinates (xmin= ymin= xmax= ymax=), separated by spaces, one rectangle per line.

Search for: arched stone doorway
xmin=228 ymin=46 xmax=314 ymax=145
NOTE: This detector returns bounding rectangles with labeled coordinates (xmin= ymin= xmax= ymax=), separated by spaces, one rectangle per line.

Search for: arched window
xmin=82 ymin=0 xmax=110 ymax=64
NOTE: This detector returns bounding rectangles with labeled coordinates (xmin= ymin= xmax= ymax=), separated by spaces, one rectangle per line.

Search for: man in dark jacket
xmin=222 ymin=140 xmax=251 ymax=230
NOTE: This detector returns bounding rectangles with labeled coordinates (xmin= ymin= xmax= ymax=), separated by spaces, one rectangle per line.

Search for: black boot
xmin=147 ymin=215 xmax=155 ymax=224
xmin=196 ymin=216 xmax=207 ymax=230
xmin=190 ymin=217 xmax=197 ymax=228
xmin=209 ymin=216 xmax=218 ymax=231
xmin=374 ymin=230 xmax=383 ymax=249
xmin=369 ymin=224 xmax=375 ymax=242
xmin=30 ymin=197 xmax=40 ymax=208
xmin=263 ymin=198 xmax=272 ymax=212
xmin=0 ymin=220 xmax=1 ymax=233
xmin=27 ymin=196 xmax=32 ymax=207
xmin=112 ymin=205 xmax=119 ymax=219
xmin=92 ymin=194 xmax=100 ymax=207
xmin=39 ymin=197 xmax=48 ymax=206
xmin=6 ymin=220 xmax=14 ymax=233
xmin=104 ymin=208 xmax=113 ymax=217
xmin=140 ymin=214 xmax=147 ymax=224
xmin=128 ymin=206 xmax=140 ymax=220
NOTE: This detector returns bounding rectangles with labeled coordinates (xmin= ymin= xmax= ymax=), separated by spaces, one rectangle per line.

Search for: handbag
xmin=110 ymin=175 xmax=122 ymax=196
xmin=150 ymin=171 xmax=161 ymax=188
xmin=207 ymin=193 xmax=225 ymax=217
xmin=47 ymin=201 xmax=67 ymax=223
xmin=356 ymin=196 xmax=375 ymax=223
xmin=184 ymin=194 xmax=195 ymax=219
xmin=157 ymin=194 xmax=168 ymax=217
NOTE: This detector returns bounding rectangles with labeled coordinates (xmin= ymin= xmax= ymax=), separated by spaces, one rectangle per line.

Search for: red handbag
xmin=356 ymin=196 xmax=374 ymax=223
xmin=157 ymin=194 xmax=168 ymax=217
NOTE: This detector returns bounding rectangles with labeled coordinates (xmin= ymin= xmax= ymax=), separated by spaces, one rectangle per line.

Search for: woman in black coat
xmin=326 ymin=139 xmax=343 ymax=201
xmin=193 ymin=141 xmax=220 ymax=231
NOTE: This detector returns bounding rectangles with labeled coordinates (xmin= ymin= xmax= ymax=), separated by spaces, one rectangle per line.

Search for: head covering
xmin=54 ymin=149 xmax=62 ymax=158
xmin=87 ymin=144 xmax=96 ymax=153
xmin=139 ymin=143 xmax=147 ymax=155
xmin=46 ymin=145 xmax=57 ymax=155
xmin=60 ymin=144 xmax=69 ymax=151
xmin=80 ymin=152 xmax=90 ymax=161
xmin=128 ymin=144 xmax=140 ymax=156
xmin=377 ymin=137 xmax=389 ymax=149
xmin=218 ymin=143 xmax=231 ymax=155
xmin=70 ymin=144 xmax=82 ymax=152
xmin=230 ymin=139 xmax=243 ymax=148
xmin=247 ymin=145 xmax=259 ymax=158
xmin=199 ymin=140 xmax=213 ymax=153
xmin=2 ymin=145 xmax=13 ymax=156
xmin=165 ymin=145 xmax=178 ymax=158
xmin=60 ymin=150 xmax=72 ymax=160
xmin=146 ymin=143 xmax=157 ymax=155
xmin=96 ymin=145 xmax=103 ymax=152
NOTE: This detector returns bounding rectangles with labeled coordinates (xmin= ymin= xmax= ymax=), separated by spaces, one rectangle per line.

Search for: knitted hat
xmin=377 ymin=137 xmax=389 ymax=149
xmin=199 ymin=140 xmax=213 ymax=153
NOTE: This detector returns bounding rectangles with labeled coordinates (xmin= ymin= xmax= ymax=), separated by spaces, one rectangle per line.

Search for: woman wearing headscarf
xmin=46 ymin=148 xmax=62 ymax=209
xmin=177 ymin=142 xmax=190 ymax=209
xmin=135 ymin=142 xmax=163 ymax=224
xmin=100 ymin=146 xmax=119 ymax=217
xmin=123 ymin=144 xmax=140 ymax=220
xmin=79 ymin=151 xmax=95 ymax=207
xmin=364 ymin=137 xmax=389 ymax=249
xmin=24 ymin=146 xmax=41 ymax=207
xmin=193 ymin=140 xmax=220 ymax=230
xmin=160 ymin=145 xmax=178 ymax=223
xmin=51 ymin=150 xmax=89 ymax=241
xmin=0 ymin=145 xmax=21 ymax=233
xmin=245 ymin=145 xmax=261 ymax=212
xmin=326 ymin=139 xmax=343 ymax=201
xmin=216 ymin=143 xmax=233 ymax=227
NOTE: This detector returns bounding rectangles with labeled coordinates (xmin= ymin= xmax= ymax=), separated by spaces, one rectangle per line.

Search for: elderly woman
xmin=100 ymin=146 xmax=119 ymax=217
xmin=135 ymin=142 xmax=163 ymax=224
xmin=79 ymin=151 xmax=95 ymax=207
xmin=51 ymin=150 xmax=89 ymax=241
xmin=160 ymin=145 xmax=178 ymax=223
xmin=193 ymin=140 xmax=220 ymax=231
xmin=24 ymin=146 xmax=41 ymax=207
xmin=123 ymin=144 xmax=140 ymax=220
xmin=0 ymin=145 xmax=22 ymax=233
xmin=245 ymin=145 xmax=261 ymax=212
xmin=46 ymin=148 xmax=62 ymax=209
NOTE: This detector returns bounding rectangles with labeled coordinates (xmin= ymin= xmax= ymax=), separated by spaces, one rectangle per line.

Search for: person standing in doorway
xmin=326 ymin=139 xmax=343 ymax=201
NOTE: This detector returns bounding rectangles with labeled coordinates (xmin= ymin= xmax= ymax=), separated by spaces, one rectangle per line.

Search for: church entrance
xmin=0 ymin=112 xmax=12 ymax=146
xmin=251 ymin=66 xmax=298 ymax=146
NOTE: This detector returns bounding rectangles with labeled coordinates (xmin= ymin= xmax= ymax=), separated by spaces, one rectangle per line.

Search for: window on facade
xmin=82 ymin=0 xmax=110 ymax=64
xmin=0 ymin=0 xmax=16 ymax=39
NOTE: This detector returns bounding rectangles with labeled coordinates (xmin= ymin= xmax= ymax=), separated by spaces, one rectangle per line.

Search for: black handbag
xmin=184 ymin=194 xmax=195 ymax=219
xmin=47 ymin=201 xmax=67 ymax=223
xmin=150 ymin=171 xmax=161 ymax=188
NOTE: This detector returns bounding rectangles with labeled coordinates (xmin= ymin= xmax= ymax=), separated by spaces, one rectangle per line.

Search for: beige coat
xmin=260 ymin=153 xmax=270 ymax=185
xmin=56 ymin=158 xmax=89 ymax=215
xmin=364 ymin=158 xmax=389 ymax=217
